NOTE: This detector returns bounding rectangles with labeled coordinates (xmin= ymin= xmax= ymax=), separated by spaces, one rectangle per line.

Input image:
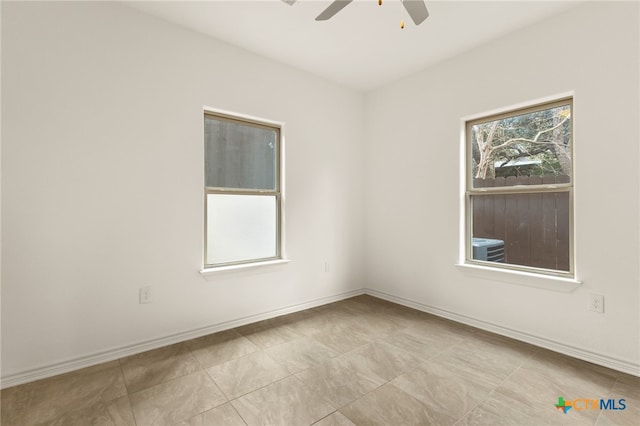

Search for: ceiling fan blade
xmin=402 ymin=0 xmax=429 ymax=25
xmin=316 ymin=0 xmax=354 ymax=21
xmin=281 ymin=0 xmax=297 ymax=5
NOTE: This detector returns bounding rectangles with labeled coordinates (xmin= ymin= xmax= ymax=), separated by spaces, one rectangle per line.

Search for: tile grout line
xmin=434 ymin=333 xmax=488 ymax=425
xmin=3 ymin=295 xmax=632 ymax=425
xmin=228 ymin=399 xmax=250 ymax=426
xmin=226 ymin=371 xmax=339 ymax=425
xmin=593 ymin=375 xmax=620 ymax=425
xmin=453 ymin=332 xmax=540 ymax=424
xmin=115 ymin=359 xmax=141 ymax=426
xmin=328 ymin=331 xmax=452 ymax=418
xmin=304 ymin=309 xmax=474 ymax=420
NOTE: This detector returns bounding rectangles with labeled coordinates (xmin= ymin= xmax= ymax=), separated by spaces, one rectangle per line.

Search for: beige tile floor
xmin=1 ymin=295 xmax=638 ymax=425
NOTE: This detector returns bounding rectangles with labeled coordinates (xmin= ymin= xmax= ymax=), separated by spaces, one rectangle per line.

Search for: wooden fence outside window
xmin=472 ymin=175 xmax=570 ymax=271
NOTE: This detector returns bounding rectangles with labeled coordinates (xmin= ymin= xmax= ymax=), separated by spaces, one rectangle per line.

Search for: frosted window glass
xmin=206 ymin=194 xmax=277 ymax=265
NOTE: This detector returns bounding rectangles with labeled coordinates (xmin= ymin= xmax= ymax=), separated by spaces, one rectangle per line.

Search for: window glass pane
xmin=205 ymin=116 xmax=277 ymax=190
xmin=206 ymin=194 xmax=277 ymax=265
xmin=470 ymin=104 xmax=571 ymax=187
xmin=471 ymin=192 xmax=569 ymax=271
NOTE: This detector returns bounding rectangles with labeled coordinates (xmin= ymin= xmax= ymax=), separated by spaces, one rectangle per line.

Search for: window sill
xmin=200 ymin=259 xmax=291 ymax=278
xmin=455 ymin=263 xmax=581 ymax=292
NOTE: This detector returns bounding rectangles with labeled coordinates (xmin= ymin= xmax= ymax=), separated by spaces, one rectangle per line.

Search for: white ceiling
xmin=124 ymin=0 xmax=582 ymax=91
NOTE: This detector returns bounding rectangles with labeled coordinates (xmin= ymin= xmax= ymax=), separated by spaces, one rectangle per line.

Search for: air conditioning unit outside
xmin=472 ymin=237 xmax=505 ymax=262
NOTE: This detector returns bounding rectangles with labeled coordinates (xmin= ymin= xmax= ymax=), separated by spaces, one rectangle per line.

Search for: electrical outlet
xmin=588 ymin=293 xmax=604 ymax=313
xmin=140 ymin=286 xmax=153 ymax=304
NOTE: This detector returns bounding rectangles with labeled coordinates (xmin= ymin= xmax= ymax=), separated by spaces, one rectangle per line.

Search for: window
xmin=465 ymin=98 xmax=573 ymax=277
xmin=204 ymin=111 xmax=282 ymax=268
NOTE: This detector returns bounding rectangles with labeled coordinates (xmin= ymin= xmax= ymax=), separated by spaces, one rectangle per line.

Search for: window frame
xmin=464 ymin=97 xmax=574 ymax=278
xmin=203 ymin=109 xmax=284 ymax=270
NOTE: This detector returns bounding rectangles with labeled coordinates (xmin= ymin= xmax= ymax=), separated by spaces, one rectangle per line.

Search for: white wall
xmin=3 ymin=0 xmax=639 ymax=383
xmin=364 ymin=1 xmax=639 ymax=371
xmin=1 ymin=1 xmax=365 ymax=379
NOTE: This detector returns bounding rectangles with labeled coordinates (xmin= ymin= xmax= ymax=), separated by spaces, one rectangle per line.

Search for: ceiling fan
xmin=283 ymin=0 xmax=429 ymax=27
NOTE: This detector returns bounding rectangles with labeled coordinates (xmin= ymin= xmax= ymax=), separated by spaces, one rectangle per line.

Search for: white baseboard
xmin=0 ymin=288 xmax=364 ymax=389
xmin=365 ymin=288 xmax=640 ymax=377
xmin=3 ymin=286 xmax=638 ymax=388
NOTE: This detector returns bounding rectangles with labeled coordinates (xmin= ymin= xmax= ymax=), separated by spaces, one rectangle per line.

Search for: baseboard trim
xmin=0 ymin=288 xmax=364 ymax=389
xmin=3 ymin=286 xmax=638 ymax=388
xmin=366 ymin=288 xmax=640 ymax=377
